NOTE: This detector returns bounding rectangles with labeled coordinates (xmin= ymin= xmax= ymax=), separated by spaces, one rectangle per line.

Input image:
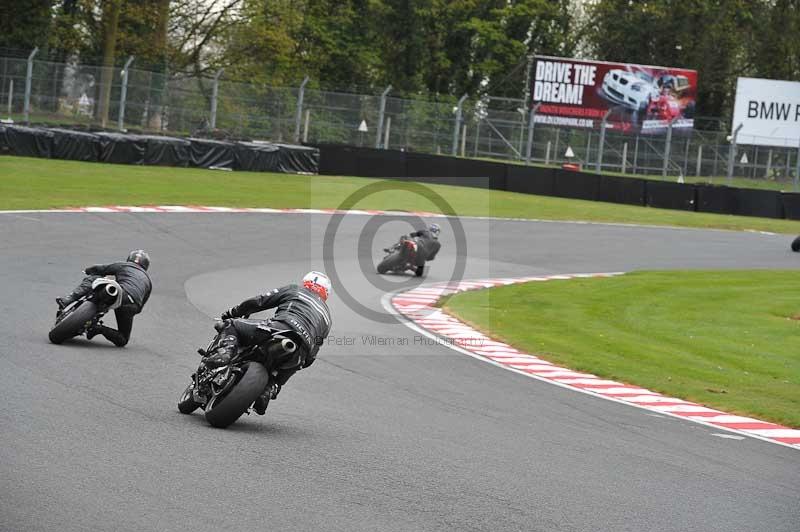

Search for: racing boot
xmin=253 ymin=383 xmax=280 ymax=415
xmin=86 ymin=322 xmax=102 ymax=340
xmin=203 ymin=335 xmax=238 ymax=368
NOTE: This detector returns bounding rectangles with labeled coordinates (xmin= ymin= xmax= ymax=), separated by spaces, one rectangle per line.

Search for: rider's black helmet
xmin=127 ymin=250 xmax=150 ymax=271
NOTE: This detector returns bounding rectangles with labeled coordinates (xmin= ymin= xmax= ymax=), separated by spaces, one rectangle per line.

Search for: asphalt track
xmin=1 ymin=211 xmax=799 ymax=532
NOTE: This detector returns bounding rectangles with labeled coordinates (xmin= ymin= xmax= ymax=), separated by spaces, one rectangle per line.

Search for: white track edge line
xmin=380 ymin=282 xmax=799 ymax=452
xmin=0 ymin=207 xmax=781 ymax=235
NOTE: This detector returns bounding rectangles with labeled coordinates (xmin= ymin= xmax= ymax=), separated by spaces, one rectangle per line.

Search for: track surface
xmin=1 ymin=212 xmax=799 ymax=532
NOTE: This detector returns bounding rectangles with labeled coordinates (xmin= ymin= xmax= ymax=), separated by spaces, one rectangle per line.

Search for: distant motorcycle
xmin=792 ymin=236 xmax=800 ymax=252
xmin=49 ymin=277 xmax=123 ymax=344
xmin=177 ymin=321 xmax=298 ymax=428
xmin=377 ymin=236 xmax=425 ymax=277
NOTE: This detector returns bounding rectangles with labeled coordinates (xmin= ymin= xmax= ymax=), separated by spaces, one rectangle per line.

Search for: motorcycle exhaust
xmin=105 ymin=284 xmax=118 ymax=297
xmin=281 ymin=338 xmax=296 ymax=354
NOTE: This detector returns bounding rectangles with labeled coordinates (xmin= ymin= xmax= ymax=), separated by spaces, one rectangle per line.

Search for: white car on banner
xmin=600 ymin=69 xmax=657 ymax=111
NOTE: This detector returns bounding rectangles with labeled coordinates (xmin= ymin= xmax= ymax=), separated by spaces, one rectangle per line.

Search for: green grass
xmin=3 ymin=155 xmax=800 ymax=233
xmin=444 ymin=271 xmax=800 ymax=428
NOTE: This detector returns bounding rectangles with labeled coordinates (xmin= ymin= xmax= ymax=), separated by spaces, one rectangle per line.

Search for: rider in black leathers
xmin=384 ymin=223 xmax=442 ymax=266
xmin=204 ymin=271 xmax=332 ymax=414
xmin=55 ymin=250 xmax=153 ymax=347
xmin=408 ymin=223 xmax=441 ymax=264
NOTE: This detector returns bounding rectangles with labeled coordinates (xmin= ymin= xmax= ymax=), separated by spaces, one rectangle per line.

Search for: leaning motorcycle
xmin=177 ymin=322 xmax=298 ymax=428
xmin=48 ymin=277 xmax=123 ymax=344
xmin=377 ymin=237 xmax=425 ymax=277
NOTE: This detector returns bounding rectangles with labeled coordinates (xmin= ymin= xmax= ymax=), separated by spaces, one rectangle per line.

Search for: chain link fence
xmin=2 ymin=53 xmax=798 ymax=189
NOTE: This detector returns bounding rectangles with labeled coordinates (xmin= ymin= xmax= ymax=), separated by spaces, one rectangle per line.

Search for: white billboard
xmin=731 ymin=77 xmax=800 ymax=147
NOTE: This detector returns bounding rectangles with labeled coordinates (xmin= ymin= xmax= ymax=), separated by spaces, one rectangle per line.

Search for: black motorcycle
xmin=49 ymin=277 xmax=123 ymax=344
xmin=177 ymin=321 xmax=298 ymax=428
xmin=377 ymin=236 xmax=425 ymax=277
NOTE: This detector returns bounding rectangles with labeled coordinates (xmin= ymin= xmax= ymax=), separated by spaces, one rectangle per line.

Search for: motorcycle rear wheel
xmin=204 ymin=362 xmax=269 ymax=428
xmin=177 ymin=383 xmax=201 ymax=414
xmin=48 ymin=301 xmax=97 ymax=344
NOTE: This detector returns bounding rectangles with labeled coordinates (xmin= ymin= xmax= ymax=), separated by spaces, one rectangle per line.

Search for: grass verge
xmin=443 ymin=271 xmax=800 ymax=428
xmin=3 ymin=155 xmax=800 ymax=233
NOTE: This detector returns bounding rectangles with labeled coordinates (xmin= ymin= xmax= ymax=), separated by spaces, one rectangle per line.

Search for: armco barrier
xmin=5 ymin=125 xmax=53 ymax=158
xmin=143 ymin=135 xmax=191 ymax=167
xmin=781 ymin=192 xmax=800 ymax=220
xmin=506 ymin=164 xmax=555 ymax=196
xmin=1 ymin=125 xmax=318 ymax=173
xmin=597 ymin=175 xmax=647 ymax=206
xmin=315 ymin=143 xmax=796 ymax=219
xmin=645 ymin=181 xmax=697 ymax=211
xmin=696 ymin=184 xmax=736 ymax=215
xmin=52 ymin=128 xmax=100 ymax=162
xmin=734 ymin=187 xmax=783 ymax=219
xmin=95 ymin=132 xmax=146 ymax=165
xmin=355 ymin=148 xmax=407 ymax=178
xmin=317 ymin=143 xmax=358 ymax=176
xmin=552 ymin=169 xmax=600 ymax=201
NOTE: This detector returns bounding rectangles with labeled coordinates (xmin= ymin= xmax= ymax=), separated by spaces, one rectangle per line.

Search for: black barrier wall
xmin=1 ymin=132 xmax=794 ymax=221
xmin=0 ymin=125 xmax=318 ymax=174
xmin=313 ymin=143 xmax=797 ymax=220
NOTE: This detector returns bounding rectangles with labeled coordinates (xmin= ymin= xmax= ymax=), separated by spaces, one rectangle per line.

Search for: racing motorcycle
xmin=377 ymin=236 xmax=425 ymax=277
xmin=177 ymin=321 xmax=298 ymax=428
xmin=48 ymin=277 xmax=123 ymax=344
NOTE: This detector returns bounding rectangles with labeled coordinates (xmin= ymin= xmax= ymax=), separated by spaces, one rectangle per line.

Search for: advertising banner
xmin=531 ymin=56 xmax=698 ymax=134
xmin=731 ymin=77 xmax=800 ymax=147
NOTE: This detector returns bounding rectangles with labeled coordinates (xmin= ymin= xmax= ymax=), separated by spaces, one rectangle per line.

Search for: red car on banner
xmin=531 ymin=56 xmax=698 ymax=134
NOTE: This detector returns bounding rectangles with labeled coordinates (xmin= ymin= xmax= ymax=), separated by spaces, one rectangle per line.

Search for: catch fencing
xmin=1 ymin=51 xmax=798 ymax=189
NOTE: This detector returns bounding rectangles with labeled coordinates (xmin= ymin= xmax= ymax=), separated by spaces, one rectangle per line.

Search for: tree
xmin=583 ymin=0 xmax=762 ymax=124
xmin=0 ymin=0 xmax=53 ymax=52
xmin=97 ymin=0 xmax=122 ymax=127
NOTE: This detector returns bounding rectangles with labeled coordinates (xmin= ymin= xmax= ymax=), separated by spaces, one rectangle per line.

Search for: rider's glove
xmin=220 ymin=308 xmax=235 ymax=320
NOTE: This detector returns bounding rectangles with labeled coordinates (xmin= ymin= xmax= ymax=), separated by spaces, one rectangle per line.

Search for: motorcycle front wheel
xmin=204 ymin=362 xmax=269 ymax=428
xmin=48 ymin=301 xmax=97 ymax=344
xmin=177 ymin=383 xmax=201 ymax=414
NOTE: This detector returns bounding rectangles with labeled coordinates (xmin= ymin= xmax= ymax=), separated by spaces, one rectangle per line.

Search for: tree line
xmin=2 ymin=0 xmax=798 ymax=128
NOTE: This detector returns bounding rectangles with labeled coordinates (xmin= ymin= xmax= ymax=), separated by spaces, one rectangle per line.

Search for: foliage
xmin=6 ymin=1 xmax=798 ymax=120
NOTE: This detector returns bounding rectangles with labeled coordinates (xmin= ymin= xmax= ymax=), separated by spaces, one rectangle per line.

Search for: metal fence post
xmin=795 ymin=138 xmax=800 ymax=191
xmin=6 ymin=79 xmax=12 ymax=115
xmin=293 ymin=76 xmax=309 ymax=143
xmin=596 ymin=109 xmax=612 ymax=173
xmin=117 ymin=56 xmax=134 ymax=131
xmin=303 ymin=109 xmax=311 ymax=142
xmin=23 ymin=47 xmax=38 ymax=123
xmin=525 ymin=102 xmax=541 ymax=164
xmin=633 ymin=135 xmax=640 ymax=174
xmin=376 ymin=85 xmax=392 ymax=148
xmin=621 ymin=142 xmax=628 ymax=174
xmin=695 ymin=145 xmax=703 ymax=176
xmin=662 ymin=119 xmax=674 ymax=178
xmin=209 ymin=68 xmax=224 ymax=130
xmin=726 ymin=123 xmax=743 ymax=184
xmin=765 ymin=149 xmax=773 ymax=179
xmin=452 ymin=93 xmax=467 ymax=156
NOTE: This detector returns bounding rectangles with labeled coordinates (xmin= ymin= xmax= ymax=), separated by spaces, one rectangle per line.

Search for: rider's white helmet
xmin=302 ymin=271 xmax=331 ymax=301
